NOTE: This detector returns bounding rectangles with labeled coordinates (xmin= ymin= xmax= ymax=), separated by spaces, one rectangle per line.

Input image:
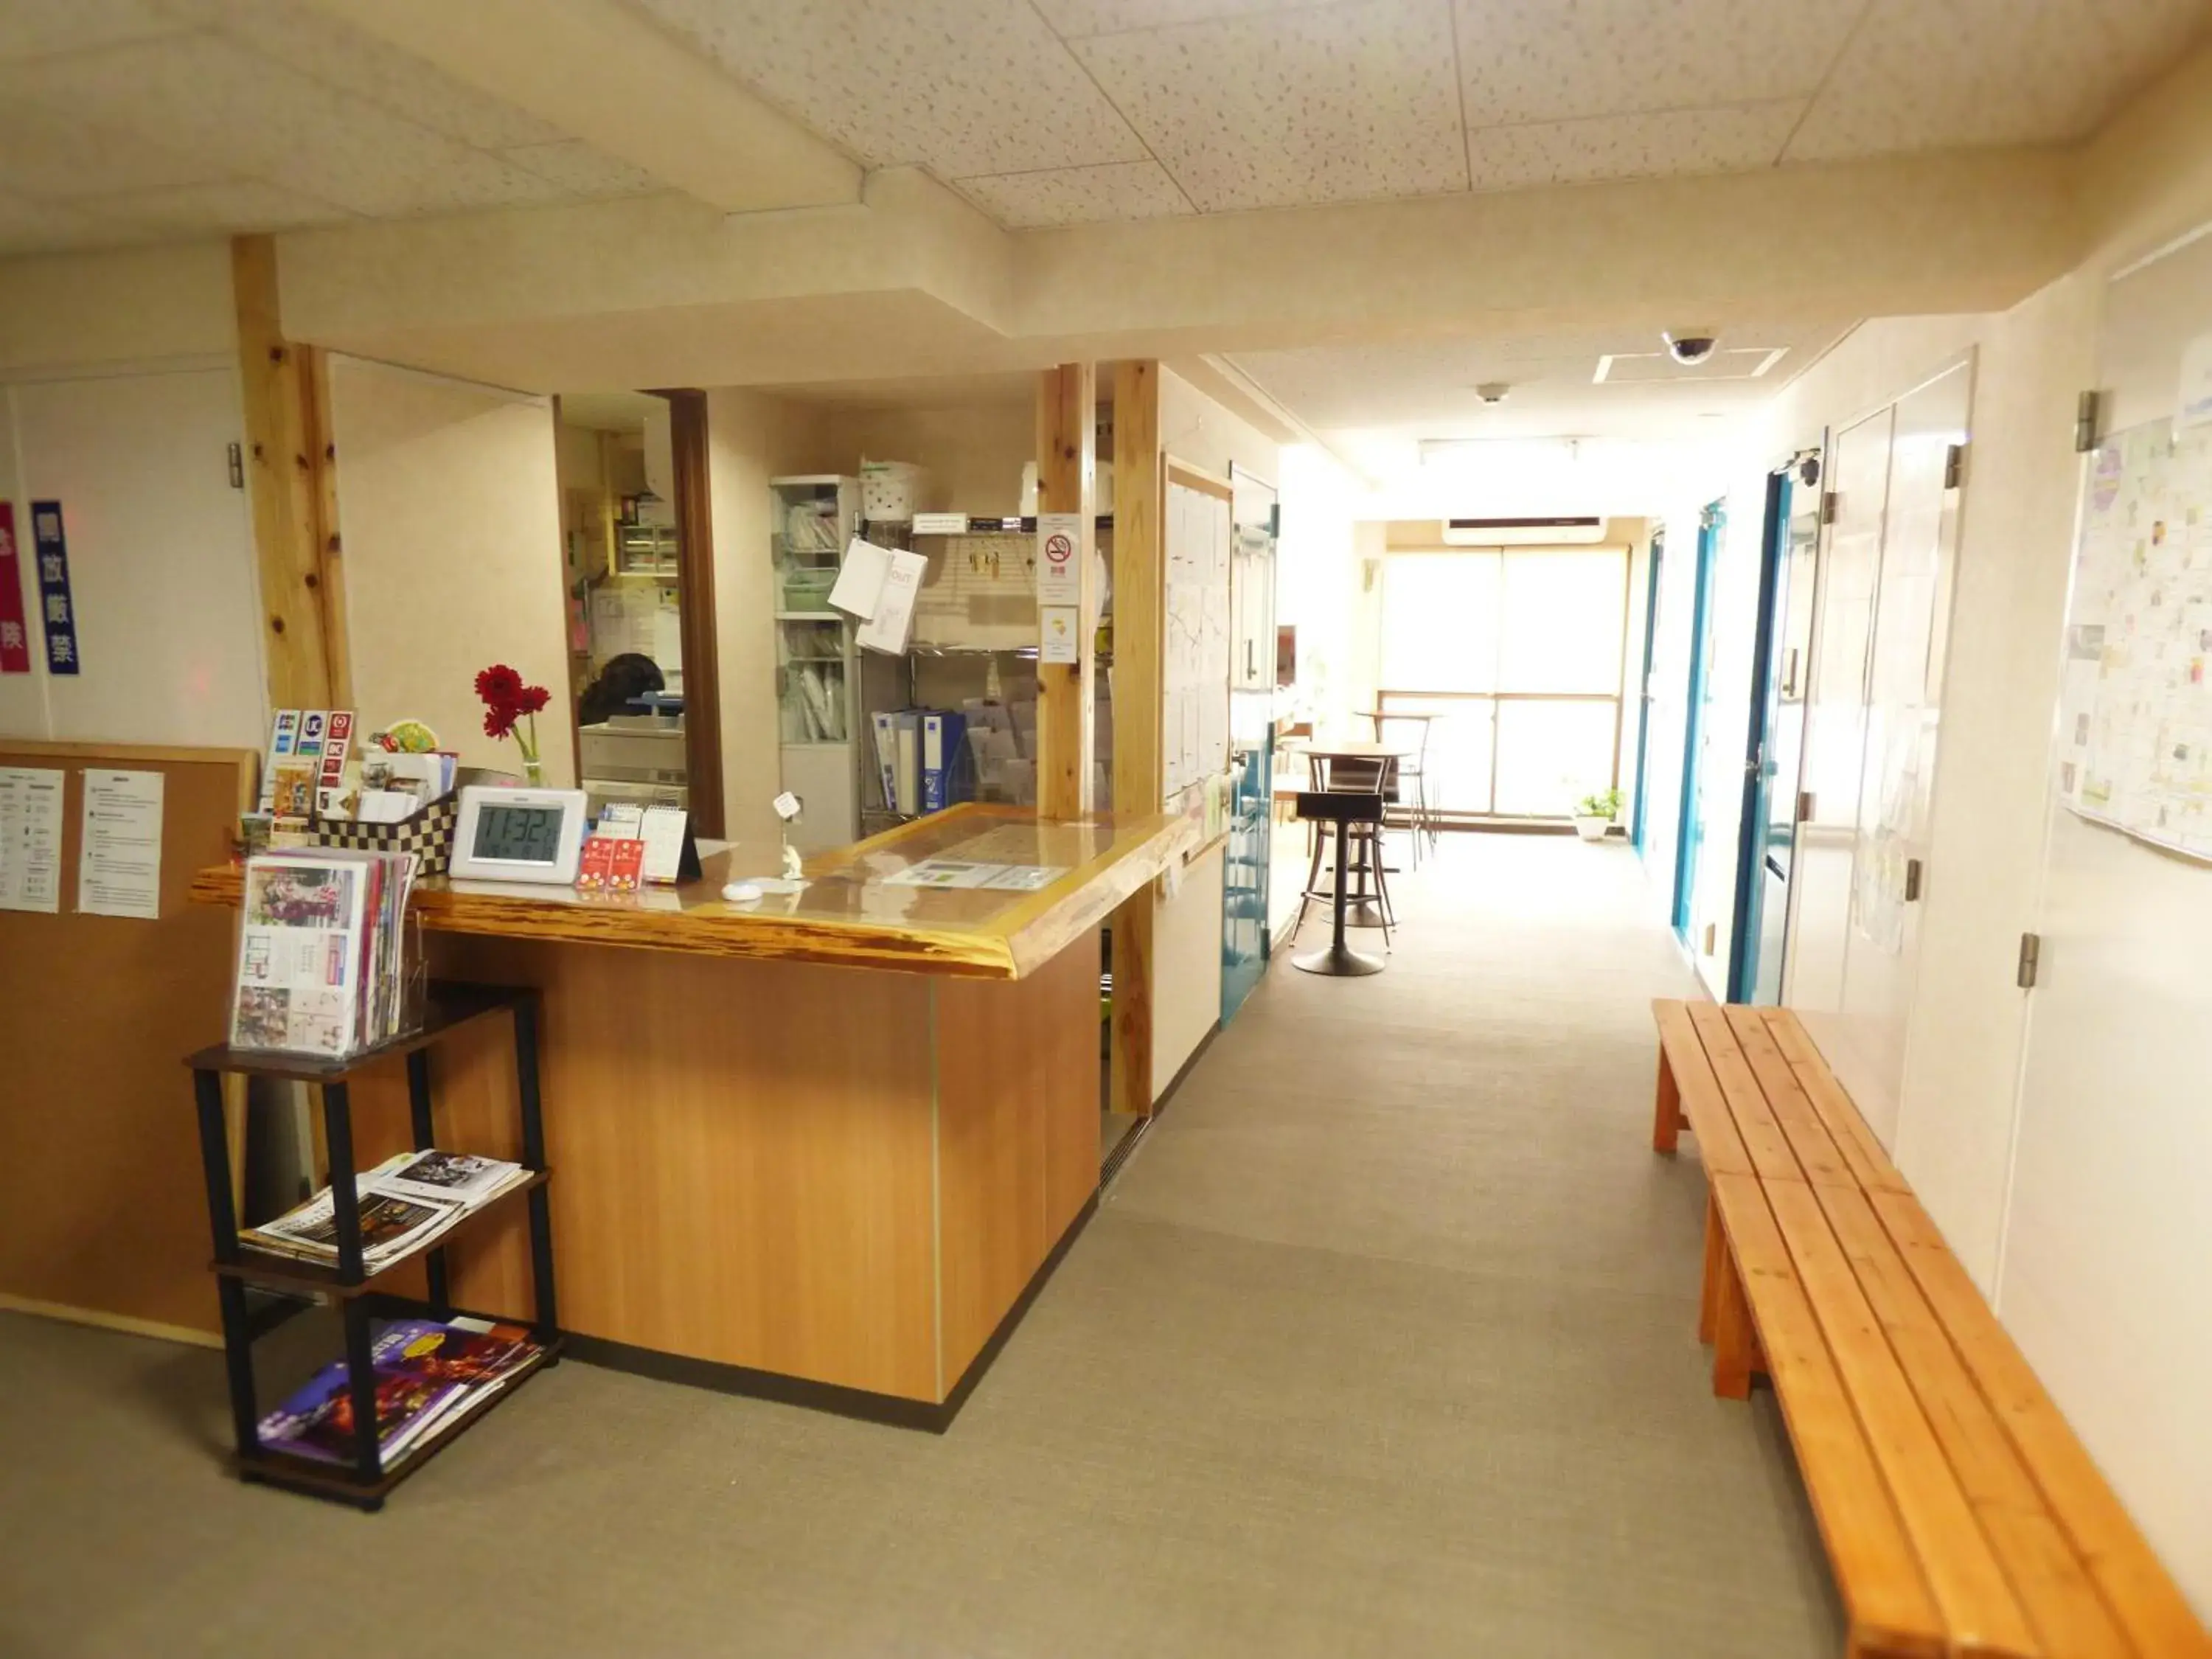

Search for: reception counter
xmin=192 ymin=805 xmax=1191 ymax=1422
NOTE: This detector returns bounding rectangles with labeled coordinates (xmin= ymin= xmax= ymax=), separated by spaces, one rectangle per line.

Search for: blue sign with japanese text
xmin=29 ymin=499 xmax=78 ymax=676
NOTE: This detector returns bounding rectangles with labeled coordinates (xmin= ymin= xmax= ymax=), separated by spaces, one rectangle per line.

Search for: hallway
xmin=0 ymin=835 xmax=1841 ymax=1659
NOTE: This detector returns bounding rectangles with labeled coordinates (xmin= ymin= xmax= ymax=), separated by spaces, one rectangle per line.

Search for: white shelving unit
xmin=773 ymin=475 xmax=862 ymax=852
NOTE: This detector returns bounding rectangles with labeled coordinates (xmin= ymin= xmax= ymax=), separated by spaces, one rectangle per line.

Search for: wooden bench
xmin=1650 ymin=999 xmax=2211 ymax=1659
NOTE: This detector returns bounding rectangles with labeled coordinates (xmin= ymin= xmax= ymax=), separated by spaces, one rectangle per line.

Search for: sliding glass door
xmin=1377 ymin=545 xmax=1631 ymax=819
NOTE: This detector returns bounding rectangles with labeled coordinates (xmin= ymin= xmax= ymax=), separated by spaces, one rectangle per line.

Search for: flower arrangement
xmin=473 ymin=663 xmax=552 ymax=784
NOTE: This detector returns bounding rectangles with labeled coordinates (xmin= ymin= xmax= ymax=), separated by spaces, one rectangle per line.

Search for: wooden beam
xmin=659 ymin=389 xmax=726 ymax=838
xmin=1108 ymin=361 xmax=1161 ymax=1117
xmin=232 ymin=234 xmax=336 ymax=712
xmin=1033 ymin=363 xmax=1096 ymax=819
xmin=297 ymin=343 xmax=349 ymax=707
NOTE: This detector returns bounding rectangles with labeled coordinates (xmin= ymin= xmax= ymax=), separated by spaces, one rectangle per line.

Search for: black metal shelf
xmin=189 ymin=981 xmax=558 ymax=1511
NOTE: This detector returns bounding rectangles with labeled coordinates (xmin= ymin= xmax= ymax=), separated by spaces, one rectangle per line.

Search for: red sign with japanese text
xmin=0 ymin=501 xmax=29 ymax=674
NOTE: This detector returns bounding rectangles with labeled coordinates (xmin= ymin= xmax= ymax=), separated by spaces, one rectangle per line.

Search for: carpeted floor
xmin=0 ymin=833 xmax=1843 ymax=1659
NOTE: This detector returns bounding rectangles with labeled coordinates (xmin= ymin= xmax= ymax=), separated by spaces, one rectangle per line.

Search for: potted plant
xmin=474 ymin=662 xmax=553 ymax=785
xmin=1573 ymin=787 xmax=1624 ymax=842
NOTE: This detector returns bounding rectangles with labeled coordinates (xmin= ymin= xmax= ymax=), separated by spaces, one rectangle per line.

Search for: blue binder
xmin=920 ymin=710 xmax=969 ymax=813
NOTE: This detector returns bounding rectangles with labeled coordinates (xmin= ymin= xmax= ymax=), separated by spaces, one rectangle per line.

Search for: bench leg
xmin=1698 ymin=1192 xmax=1724 ymax=1345
xmin=1652 ymin=1047 xmax=1683 ymax=1154
xmin=1712 ymin=1243 xmax=1762 ymax=1401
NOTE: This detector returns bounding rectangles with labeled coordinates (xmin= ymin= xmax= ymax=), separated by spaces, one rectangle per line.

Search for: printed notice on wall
xmin=77 ymin=769 xmax=164 ymax=919
xmin=0 ymin=765 xmax=65 ymax=912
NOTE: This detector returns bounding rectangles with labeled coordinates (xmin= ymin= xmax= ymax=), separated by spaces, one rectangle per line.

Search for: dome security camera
xmin=1474 ymin=382 xmax=1511 ymax=405
xmin=1664 ymin=330 xmax=1719 ymax=366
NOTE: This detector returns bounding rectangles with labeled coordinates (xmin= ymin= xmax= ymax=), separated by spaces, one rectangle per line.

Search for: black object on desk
xmin=1291 ymin=790 xmax=1388 ymax=978
xmin=186 ymin=981 xmax=560 ymax=1510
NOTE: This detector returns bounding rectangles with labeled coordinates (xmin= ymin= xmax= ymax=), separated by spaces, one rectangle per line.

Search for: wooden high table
xmin=192 ymin=804 xmax=1191 ymax=1426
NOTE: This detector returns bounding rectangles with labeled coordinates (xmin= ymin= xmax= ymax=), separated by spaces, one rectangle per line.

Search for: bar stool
xmin=1298 ymin=752 xmax=1397 ymax=941
xmin=1357 ymin=709 xmax=1438 ymax=863
xmin=1290 ymin=790 xmax=1388 ymax=977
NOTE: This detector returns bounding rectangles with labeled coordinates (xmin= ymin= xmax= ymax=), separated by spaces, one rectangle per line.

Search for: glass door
xmin=1377 ymin=543 xmax=1630 ymax=820
xmin=1672 ymin=505 xmax=1724 ymax=943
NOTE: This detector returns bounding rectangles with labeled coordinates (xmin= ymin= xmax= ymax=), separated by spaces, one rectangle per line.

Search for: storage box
xmin=310 ymin=792 xmax=459 ymax=877
xmin=782 ymin=567 xmax=839 ymax=611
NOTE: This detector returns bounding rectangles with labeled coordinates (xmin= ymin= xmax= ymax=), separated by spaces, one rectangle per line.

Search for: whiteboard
xmin=1161 ymin=474 xmax=1231 ymax=807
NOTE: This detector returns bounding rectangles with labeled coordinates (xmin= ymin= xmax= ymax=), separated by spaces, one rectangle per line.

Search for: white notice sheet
xmin=77 ymin=768 xmax=164 ymax=919
xmin=0 ymin=765 xmax=65 ymax=913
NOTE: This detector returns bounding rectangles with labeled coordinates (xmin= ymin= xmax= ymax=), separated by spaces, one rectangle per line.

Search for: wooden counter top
xmin=189 ymin=804 xmax=1193 ymax=979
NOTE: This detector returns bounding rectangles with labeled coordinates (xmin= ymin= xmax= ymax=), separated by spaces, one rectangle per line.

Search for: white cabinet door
xmin=1787 ymin=407 xmax=1891 ymax=1020
xmin=1832 ymin=363 xmax=1971 ymax=1147
xmin=4 ymin=368 xmax=265 ymax=747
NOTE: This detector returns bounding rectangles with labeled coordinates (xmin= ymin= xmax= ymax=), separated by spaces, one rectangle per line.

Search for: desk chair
xmin=1357 ymin=709 xmax=1437 ymax=864
xmin=1298 ymin=751 xmax=1397 ymax=942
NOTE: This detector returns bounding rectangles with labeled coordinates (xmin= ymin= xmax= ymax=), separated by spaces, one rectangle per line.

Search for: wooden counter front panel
xmin=351 ymin=935 xmax=941 ymax=1402
xmin=935 ymin=930 xmax=1102 ymax=1389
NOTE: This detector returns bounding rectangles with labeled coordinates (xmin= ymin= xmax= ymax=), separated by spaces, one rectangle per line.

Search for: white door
xmin=3 ymin=368 xmax=265 ymax=748
xmin=1786 ymin=407 xmax=1891 ymax=1018
xmin=1832 ymin=364 xmax=1972 ymax=1145
xmin=2003 ymin=228 xmax=2212 ymax=1616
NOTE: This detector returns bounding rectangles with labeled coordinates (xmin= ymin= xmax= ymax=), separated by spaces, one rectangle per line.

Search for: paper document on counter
xmin=77 ymin=769 xmax=164 ymax=918
xmin=0 ymin=765 xmax=63 ymax=913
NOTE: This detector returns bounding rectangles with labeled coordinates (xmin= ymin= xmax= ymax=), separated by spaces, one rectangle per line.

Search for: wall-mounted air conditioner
xmin=1442 ymin=517 xmax=1607 ymax=546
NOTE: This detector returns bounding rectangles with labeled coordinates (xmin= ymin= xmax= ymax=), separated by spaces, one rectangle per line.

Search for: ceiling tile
xmin=1034 ymin=0 xmax=1324 ymax=36
xmin=153 ymin=0 xmax=574 ymax=151
xmin=1074 ymin=0 xmax=1470 ymax=212
xmin=1453 ymin=0 xmax=1859 ymax=126
xmin=0 ymin=35 xmax=576 ymax=218
xmin=1786 ymin=0 xmax=2212 ymax=160
xmin=956 ymin=160 xmax=1192 ymax=226
xmin=503 ymin=141 xmax=664 ymax=201
xmin=75 ymin=178 xmax=355 ymax=235
xmin=0 ymin=99 xmax=229 ymax=198
xmin=0 ymin=0 xmax=183 ymax=62
xmin=631 ymin=0 xmax=1149 ymax=175
xmin=1467 ymin=102 xmax=1800 ymax=192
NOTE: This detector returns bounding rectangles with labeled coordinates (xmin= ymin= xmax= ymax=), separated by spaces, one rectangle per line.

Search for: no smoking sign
xmin=1035 ymin=512 xmax=1082 ymax=603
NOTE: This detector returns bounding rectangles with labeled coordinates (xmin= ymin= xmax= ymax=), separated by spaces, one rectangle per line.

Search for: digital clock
xmin=448 ymin=785 xmax=590 ymax=885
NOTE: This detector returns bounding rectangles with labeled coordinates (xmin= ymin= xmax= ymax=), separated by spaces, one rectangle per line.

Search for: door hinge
xmin=2017 ymin=931 xmax=2042 ymax=989
xmin=1943 ymin=443 xmax=1966 ymax=490
xmin=1820 ymin=490 xmax=1838 ymax=526
xmin=226 ymin=442 xmax=245 ymax=490
xmin=1904 ymin=858 xmax=1924 ymax=902
xmin=2074 ymin=391 xmax=2102 ymax=454
xmin=1797 ymin=790 xmax=1815 ymax=824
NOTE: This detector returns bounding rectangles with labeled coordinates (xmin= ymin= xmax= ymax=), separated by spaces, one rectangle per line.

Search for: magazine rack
xmin=185 ymin=981 xmax=560 ymax=1510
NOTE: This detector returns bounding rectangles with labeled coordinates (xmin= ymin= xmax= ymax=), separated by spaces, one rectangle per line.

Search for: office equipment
xmin=448 ymin=785 xmax=589 ymax=886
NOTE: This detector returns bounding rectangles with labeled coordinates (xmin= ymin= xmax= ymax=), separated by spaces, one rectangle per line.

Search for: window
xmin=1377 ymin=546 xmax=1630 ymax=818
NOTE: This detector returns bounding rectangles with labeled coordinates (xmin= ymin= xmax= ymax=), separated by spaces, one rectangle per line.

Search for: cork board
xmin=0 ymin=741 xmax=254 ymax=1342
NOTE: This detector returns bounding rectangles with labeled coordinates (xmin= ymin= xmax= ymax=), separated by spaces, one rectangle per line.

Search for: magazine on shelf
xmin=256 ymin=1315 xmax=543 ymax=1468
xmin=241 ymin=1150 xmax=530 ymax=1269
xmin=228 ymin=848 xmax=419 ymax=1057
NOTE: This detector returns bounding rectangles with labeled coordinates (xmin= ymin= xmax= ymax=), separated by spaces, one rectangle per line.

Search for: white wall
xmin=0 ymin=242 xmax=265 ymax=751
xmin=330 ymin=356 xmax=574 ymax=784
xmin=1274 ymin=443 xmax=1362 ymax=734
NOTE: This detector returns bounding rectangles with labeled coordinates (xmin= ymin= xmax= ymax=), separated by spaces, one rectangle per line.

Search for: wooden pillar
xmin=232 ymin=234 xmax=344 ymax=712
xmin=1033 ymin=362 xmax=1096 ymax=818
xmin=1108 ymin=361 xmax=1162 ymax=1116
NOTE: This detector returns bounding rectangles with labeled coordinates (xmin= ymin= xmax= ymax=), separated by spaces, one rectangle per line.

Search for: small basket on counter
xmin=310 ymin=792 xmax=460 ymax=877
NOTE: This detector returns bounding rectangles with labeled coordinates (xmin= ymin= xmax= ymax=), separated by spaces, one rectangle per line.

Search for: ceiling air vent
xmin=1442 ymin=517 xmax=1606 ymax=546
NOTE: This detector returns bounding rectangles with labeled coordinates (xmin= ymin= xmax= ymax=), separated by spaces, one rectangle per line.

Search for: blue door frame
xmin=1671 ymin=505 xmax=1724 ymax=942
xmin=1728 ymin=467 xmax=1795 ymax=1003
xmin=1630 ymin=531 xmax=1664 ymax=852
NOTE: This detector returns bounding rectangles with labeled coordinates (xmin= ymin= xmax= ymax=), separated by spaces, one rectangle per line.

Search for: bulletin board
xmin=0 ymin=740 xmax=254 ymax=1343
xmin=2053 ymin=416 xmax=2212 ymax=860
xmin=1162 ymin=461 xmax=1234 ymax=809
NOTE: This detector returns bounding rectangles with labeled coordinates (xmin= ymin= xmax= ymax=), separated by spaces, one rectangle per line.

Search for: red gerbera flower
xmin=474 ymin=664 xmax=524 ymax=710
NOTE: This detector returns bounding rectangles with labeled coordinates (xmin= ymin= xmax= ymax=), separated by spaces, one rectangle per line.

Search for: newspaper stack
xmin=242 ymin=1150 xmax=532 ymax=1273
